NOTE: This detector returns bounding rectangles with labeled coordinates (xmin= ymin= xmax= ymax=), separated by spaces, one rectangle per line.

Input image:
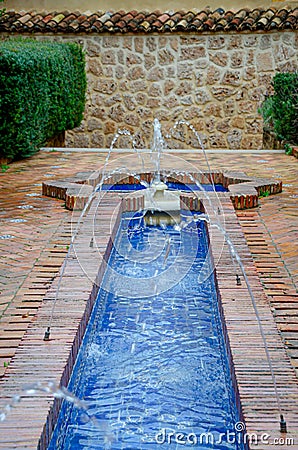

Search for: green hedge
xmin=0 ymin=0 xmax=5 ymax=15
xmin=0 ymin=38 xmax=86 ymax=160
xmin=260 ymin=72 xmax=298 ymax=146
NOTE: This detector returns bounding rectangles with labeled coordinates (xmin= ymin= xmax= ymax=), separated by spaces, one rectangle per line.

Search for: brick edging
xmin=42 ymin=169 xmax=282 ymax=212
xmin=292 ymin=146 xmax=298 ymax=159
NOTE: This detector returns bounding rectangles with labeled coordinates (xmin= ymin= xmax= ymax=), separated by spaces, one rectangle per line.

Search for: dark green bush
xmin=0 ymin=0 xmax=5 ymax=16
xmin=0 ymin=38 xmax=86 ymax=160
xmin=260 ymin=72 xmax=298 ymax=145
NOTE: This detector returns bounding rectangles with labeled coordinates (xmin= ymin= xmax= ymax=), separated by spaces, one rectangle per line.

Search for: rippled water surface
xmin=100 ymin=182 xmax=228 ymax=192
xmin=48 ymin=216 xmax=243 ymax=450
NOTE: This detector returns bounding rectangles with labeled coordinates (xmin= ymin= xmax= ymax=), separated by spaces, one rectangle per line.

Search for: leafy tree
xmin=260 ymin=72 xmax=298 ymax=145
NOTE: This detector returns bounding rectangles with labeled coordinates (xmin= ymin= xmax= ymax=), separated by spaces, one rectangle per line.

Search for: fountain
xmin=42 ymin=119 xmax=286 ymax=449
xmin=0 ymin=118 xmax=290 ymax=448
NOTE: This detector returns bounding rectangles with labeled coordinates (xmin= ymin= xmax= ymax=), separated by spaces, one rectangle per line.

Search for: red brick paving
xmin=209 ymin=195 xmax=298 ymax=449
xmin=237 ymin=209 xmax=298 ymax=375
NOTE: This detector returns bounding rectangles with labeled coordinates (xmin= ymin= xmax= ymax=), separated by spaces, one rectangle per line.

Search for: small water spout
xmin=280 ymin=414 xmax=287 ymax=433
xmin=236 ymin=274 xmax=242 ymax=286
xmin=43 ymin=326 xmax=50 ymax=341
xmin=151 ymin=179 xmax=168 ymax=201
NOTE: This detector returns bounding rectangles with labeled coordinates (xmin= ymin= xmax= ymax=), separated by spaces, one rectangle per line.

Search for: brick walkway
xmin=206 ymin=152 xmax=298 ymax=376
xmin=0 ymin=149 xmax=297 ymax=447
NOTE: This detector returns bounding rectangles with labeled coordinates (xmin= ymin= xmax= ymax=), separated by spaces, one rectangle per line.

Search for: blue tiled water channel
xmin=100 ymin=182 xmax=228 ymax=192
xmin=48 ymin=213 xmax=244 ymax=450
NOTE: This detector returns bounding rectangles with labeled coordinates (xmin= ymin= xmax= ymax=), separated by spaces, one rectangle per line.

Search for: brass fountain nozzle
xmin=236 ymin=274 xmax=242 ymax=286
xmin=280 ymin=414 xmax=287 ymax=433
xmin=43 ymin=327 xmax=51 ymax=341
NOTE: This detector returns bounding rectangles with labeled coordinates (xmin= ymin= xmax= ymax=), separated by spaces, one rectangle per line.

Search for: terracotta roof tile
xmin=206 ymin=18 xmax=216 ymax=29
xmin=194 ymin=19 xmax=205 ymax=30
xmin=270 ymin=16 xmax=282 ymax=28
xmin=209 ymin=10 xmax=222 ymax=21
xmin=134 ymin=12 xmax=145 ymax=21
xmin=108 ymin=13 xmax=120 ymax=24
xmin=104 ymin=20 xmax=117 ymax=32
xmin=98 ymin=12 xmax=113 ymax=23
xmin=139 ymin=20 xmax=150 ymax=31
xmin=52 ymin=13 xmax=65 ymax=24
xmin=30 ymin=13 xmax=45 ymax=24
xmin=229 ymin=17 xmax=242 ymax=30
xmin=234 ymin=8 xmax=249 ymax=19
xmin=284 ymin=15 xmax=296 ymax=27
xmin=122 ymin=13 xmax=134 ymax=22
xmin=159 ymin=13 xmax=171 ymax=23
xmin=239 ymin=17 xmax=254 ymax=31
xmin=63 ymin=13 xmax=77 ymax=24
xmin=196 ymin=11 xmax=208 ymax=22
xmin=163 ymin=22 xmax=174 ymax=32
xmin=43 ymin=13 xmax=54 ymax=23
xmin=0 ymin=8 xmax=297 ymax=33
xmin=291 ymin=8 xmax=298 ymax=17
xmin=213 ymin=20 xmax=225 ymax=31
xmin=91 ymin=19 xmax=102 ymax=32
xmin=17 ymin=13 xmax=33 ymax=24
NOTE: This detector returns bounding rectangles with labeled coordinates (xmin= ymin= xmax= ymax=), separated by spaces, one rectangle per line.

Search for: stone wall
xmin=47 ymin=32 xmax=297 ymax=149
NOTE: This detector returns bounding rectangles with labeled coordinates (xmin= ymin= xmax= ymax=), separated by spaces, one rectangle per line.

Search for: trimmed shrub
xmin=0 ymin=38 xmax=86 ymax=161
xmin=260 ymin=72 xmax=298 ymax=146
xmin=0 ymin=0 xmax=5 ymax=16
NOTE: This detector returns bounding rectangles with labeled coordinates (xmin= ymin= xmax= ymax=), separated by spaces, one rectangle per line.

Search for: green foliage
xmin=259 ymin=189 xmax=270 ymax=198
xmin=0 ymin=0 xmax=5 ymax=16
xmin=0 ymin=38 xmax=86 ymax=161
xmin=0 ymin=163 xmax=9 ymax=172
xmin=284 ymin=143 xmax=293 ymax=155
xmin=258 ymin=96 xmax=274 ymax=129
xmin=260 ymin=72 xmax=298 ymax=145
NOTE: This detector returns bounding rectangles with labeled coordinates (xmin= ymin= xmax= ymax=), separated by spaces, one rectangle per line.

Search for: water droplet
xmin=17 ymin=205 xmax=33 ymax=210
xmin=8 ymin=218 xmax=27 ymax=223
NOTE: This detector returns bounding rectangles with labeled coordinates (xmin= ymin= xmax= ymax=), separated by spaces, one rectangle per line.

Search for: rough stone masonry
xmin=61 ymin=32 xmax=297 ymax=150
